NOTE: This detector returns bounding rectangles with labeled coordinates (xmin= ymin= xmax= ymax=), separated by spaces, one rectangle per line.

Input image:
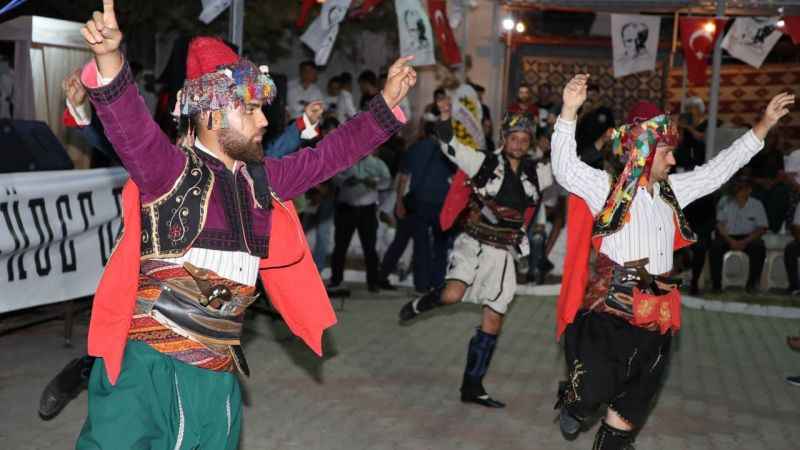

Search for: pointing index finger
xmin=103 ymin=0 xmax=114 ymax=14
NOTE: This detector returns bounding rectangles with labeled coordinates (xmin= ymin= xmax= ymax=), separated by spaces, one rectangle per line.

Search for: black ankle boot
xmin=39 ymin=355 xmax=96 ymax=420
xmin=554 ymin=381 xmax=582 ymax=440
xmin=593 ymin=421 xmax=636 ymax=450
xmin=460 ymin=329 xmax=505 ymax=408
xmin=398 ymin=285 xmax=443 ymax=322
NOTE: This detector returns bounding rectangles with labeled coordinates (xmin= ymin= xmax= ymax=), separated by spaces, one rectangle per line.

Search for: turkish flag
xmin=783 ymin=16 xmax=800 ymax=45
xmin=679 ymin=17 xmax=728 ymax=86
xmin=428 ymin=0 xmax=461 ymax=66
xmin=349 ymin=0 xmax=383 ymax=19
xmin=296 ymin=0 xmax=316 ymax=28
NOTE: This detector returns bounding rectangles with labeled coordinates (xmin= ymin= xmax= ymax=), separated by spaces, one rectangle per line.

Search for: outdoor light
xmin=515 ymin=22 xmax=526 ymax=33
xmin=502 ymin=17 xmax=515 ymax=31
xmin=777 ymin=19 xmax=786 ymax=28
xmin=703 ymin=21 xmax=716 ymax=33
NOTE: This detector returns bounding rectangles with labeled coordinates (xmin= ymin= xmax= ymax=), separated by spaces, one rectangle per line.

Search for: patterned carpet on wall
xmin=518 ymin=56 xmax=665 ymax=124
xmin=666 ymin=64 xmax=800 ymax=149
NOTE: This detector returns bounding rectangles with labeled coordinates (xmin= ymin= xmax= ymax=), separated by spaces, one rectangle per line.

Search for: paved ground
xmin=2 ymin=285 xmax=799 ymax=450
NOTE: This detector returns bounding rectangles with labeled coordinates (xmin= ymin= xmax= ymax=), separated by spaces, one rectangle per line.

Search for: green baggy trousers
xmin=76 ymin=341 xmax=242 ymax=450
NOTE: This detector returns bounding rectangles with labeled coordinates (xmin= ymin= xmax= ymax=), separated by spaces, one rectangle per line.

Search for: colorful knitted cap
xmin=595 ymin=102 xmax=678 ymax=232
xmin=501 ymin=111 xmax=536 ymax=137
xmin=179 ymin=37 xmax=276 ymax=128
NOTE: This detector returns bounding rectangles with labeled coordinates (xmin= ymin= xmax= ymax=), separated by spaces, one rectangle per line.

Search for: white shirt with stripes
xmin=551 ymin=117 xmax=764 ymax=275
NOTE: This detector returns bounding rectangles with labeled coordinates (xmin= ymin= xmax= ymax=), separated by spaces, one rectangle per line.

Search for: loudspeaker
xmin=0 ymin=119 xmax=74 ymax=173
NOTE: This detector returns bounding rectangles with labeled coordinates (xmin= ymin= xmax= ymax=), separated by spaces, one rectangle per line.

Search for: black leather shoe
xmin=559 ymin=405 xmax=581 ymax=440
xmin=398 ymin=299 xmax=419 ymax=322
xmin=377 ymin=279 xmax=397 ymax=291
xmin=39 ymin=356 xmax=93 ymax=420
xmin=460 ymin=393 xmax=506 ymax=408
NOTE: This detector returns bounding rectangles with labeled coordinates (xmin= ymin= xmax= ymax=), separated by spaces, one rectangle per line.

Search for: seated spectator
xmin=508 ymin=83 xmax=539 ymax=118
xmin=709 ymin=176 xmax=768 ymax=293
xmin=747 ymin=134 xmax=792 ymax=232
xmin=784 ymin=202 xmax=800 ymax=295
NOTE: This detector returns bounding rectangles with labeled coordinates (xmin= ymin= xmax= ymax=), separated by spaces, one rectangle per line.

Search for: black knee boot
xmin=398 ymin=285 xmax=443 ymax=322
xmin=593 ymin=421 xmax=636 ymax=450
xmin=460 ymin=329 xmax=505 ymax=408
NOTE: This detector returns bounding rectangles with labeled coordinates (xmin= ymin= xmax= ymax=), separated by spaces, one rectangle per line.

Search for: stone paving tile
xmin=1 ymin=288 xmax=799 ymax=449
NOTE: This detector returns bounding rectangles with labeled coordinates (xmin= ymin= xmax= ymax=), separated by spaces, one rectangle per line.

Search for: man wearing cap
xmin=74 ymin=2 xmax=415 ymax=448
xmin=552 ymin=74 xmax=792 ymax=449
xmin=397 ymin=111 xmax=547 ymax=408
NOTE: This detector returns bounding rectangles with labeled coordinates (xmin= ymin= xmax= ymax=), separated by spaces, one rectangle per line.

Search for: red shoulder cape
xmin=555 ymin=194 xmax=692 ymax=339
xmin=88 ymin=180 xmax=336 ymax=384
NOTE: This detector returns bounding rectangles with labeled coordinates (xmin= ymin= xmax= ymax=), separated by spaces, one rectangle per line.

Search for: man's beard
xmin=218 ymin=128 xmax=263 ymax=164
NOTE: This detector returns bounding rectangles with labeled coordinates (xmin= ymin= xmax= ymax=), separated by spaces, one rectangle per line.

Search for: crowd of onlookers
xmin=61 ymin=51 xmax=800 ymax=301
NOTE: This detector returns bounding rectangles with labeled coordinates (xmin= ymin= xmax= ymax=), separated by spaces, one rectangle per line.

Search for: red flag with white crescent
xmin=782 ymin=16 xmax=800 ymax=45
xmin=679 ymin=17 xmax=728 ymax=86
xmin=428 ymin=0 xmax=461 ymax=66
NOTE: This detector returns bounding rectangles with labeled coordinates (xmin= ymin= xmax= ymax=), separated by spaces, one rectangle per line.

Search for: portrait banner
xmin=394 ymin=0 xmax=436 ymax=67
xmin=611 ymin=14 xmax=660 ymax=78
xmin=722 ymin=17 xmax=782 ymax=69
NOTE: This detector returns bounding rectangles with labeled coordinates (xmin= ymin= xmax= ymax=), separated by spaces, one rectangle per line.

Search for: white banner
xmin=611 ymin=14 xmax=661 ymax=78
xmin=449 ymin=83 xmax=485 ymax=149
xmin=722 ymin=17 xmax=782 ymax=69
xmin=301 ymin=0 xmax=352 ymax=66
xmin=395 ymin=0 xmax=436 ymax=67
xmin=0 ymin=168 xmax=128 ymax=313
xmin=199 ymin=0 xmax=232 ymax=24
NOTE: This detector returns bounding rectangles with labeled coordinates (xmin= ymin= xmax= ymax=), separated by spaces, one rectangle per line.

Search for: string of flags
xmin=612 ymin=12 xmax=800 ymax=85
xmin=294 ymin=0 xmax=463 ymax=67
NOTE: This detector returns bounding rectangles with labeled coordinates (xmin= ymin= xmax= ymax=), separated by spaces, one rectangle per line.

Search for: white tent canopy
xmin=0 ymin=16 xmax=91 ymax=148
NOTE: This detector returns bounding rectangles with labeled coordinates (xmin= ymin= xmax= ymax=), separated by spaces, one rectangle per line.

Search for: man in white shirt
xmin=709 ymin=177 xmax=768 ymax=293
xmin=329 ymin=155 xmax=392 ymax=292
xmin=551 ymin=73 xmax=792 ymax=449
xmin=784 ymin=202 xmax=800 ymax=294
xmin=286 ymin=60 xmax=324 ymax=118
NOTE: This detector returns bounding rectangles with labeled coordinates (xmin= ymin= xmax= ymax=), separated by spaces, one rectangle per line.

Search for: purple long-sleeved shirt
xmin=84 ymin=61 xmax=404 ymax=259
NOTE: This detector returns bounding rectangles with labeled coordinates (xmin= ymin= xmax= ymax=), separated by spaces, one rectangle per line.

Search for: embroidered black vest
xmin=462 ymin=153 xmax=542 ymax=247
xmin=592 ymin=179 xmax=697 ymax=244
xmin=140 ymin=147 xmax=272 ymax=260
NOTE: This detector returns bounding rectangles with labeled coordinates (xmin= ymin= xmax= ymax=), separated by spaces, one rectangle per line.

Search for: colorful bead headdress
xmin=179 ymin=37 xmax=277 ymax=129
xmin=595 ymin=110 xmax=679 ymax=233
xmin=501 ymin=111 xmax=536 ymax=137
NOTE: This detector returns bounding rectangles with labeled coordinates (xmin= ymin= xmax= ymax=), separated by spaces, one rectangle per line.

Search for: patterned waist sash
xmin=462 ymin=199 xmax=525 ymax=248
xmin=585 ymin=254 xmax=682 ymax=334
xmin=129 ymin=260 xmax=257 ymax=374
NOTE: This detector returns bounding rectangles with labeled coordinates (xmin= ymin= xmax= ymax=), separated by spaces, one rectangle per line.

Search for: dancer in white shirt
xmin=552 ymin=73 xmax=793 ymax=449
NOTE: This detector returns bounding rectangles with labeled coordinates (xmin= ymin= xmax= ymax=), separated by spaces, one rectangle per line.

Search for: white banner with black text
xmin=0 ymin=168 xmax=128 ymax=313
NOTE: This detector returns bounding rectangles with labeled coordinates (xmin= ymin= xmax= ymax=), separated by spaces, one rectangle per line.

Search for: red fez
xmin=626 ymin=101 xmax=663 ymax=124
xmin=186 ymin=37 xmax=239 ymax=81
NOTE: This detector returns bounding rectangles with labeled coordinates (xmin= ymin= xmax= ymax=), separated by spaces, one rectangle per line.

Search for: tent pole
xmin=228 ymin=0 xmax=244 ymax=55
xmin=706 ymin=0 xmax=726 ymax=160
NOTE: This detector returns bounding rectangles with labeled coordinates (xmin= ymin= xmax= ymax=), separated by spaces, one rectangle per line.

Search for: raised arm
xmin=550 ymin=74 xmax=610 ymax=214
xmin=670 ymin=92 xmax=795 ymax=208
xmin=267 ymin=56 xmax=416 ymax=200
xmin=80 ymin=0 xmax=184 ymax=202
